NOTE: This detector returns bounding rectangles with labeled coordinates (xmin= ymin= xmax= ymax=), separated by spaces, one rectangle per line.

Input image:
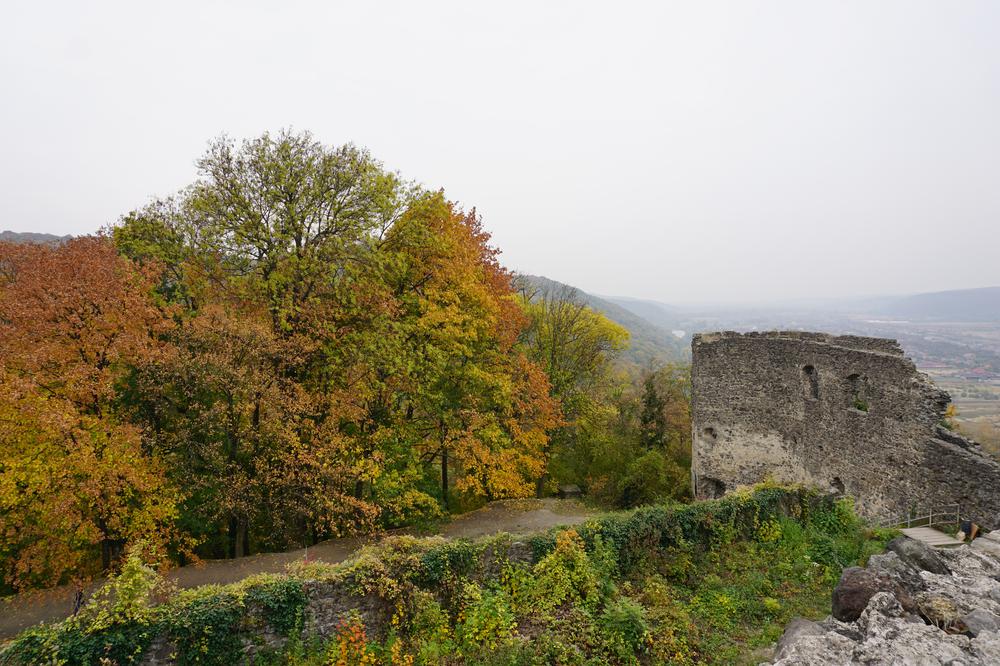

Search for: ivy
xmin=244 ymin=579 xmax=307 ymax=636
xmin=1 ymin=486 xmax=889 ymax=666
xmin=168 ymin=592 xmax=244 ymax=666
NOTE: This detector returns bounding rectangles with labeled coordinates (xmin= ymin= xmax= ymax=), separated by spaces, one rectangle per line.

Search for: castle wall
xmin=691 ymin=331 xmax=1000 ymax=528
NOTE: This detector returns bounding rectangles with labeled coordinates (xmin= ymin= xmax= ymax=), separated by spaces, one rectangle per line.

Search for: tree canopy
xmin=0 ymin=130 xmax=691 ymax=592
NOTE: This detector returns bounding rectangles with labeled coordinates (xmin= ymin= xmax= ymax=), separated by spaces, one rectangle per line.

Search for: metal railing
xmin=876 ymin=504 xmax=960 ymax=530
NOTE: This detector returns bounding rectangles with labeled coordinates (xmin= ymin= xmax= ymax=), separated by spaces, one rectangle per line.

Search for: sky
xmin=1 ymin=1 xmax=999 ymax=305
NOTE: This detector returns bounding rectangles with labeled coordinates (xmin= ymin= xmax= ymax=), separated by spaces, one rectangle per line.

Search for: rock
xmin=772 ymin=537 xmax=1000 ymax=665
xmin=832 ymin=566 xmax=914 ymax=622
xmin=973 ymin=538 xmax=1000 ymax=559
xmin=962 ymin=609 xmax=999 ymax=637
xmin=774 ymin=618 xmax=824 ymax=661
xmin=868 ymin=550 xmax=928 ymax=594
xmin=770 ymin=629 xmax=856 ymax=665
xmin=887 ymin=535 xmax=952 ymax=575
xmin=971 ymin=630 xmax=1000 ymax=662
xmin=557 ymin=484 xmax=582 ymax=499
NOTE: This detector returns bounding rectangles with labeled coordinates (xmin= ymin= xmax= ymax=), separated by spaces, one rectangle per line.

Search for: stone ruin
xmin=691 ymin=331 xmax=1000 ymax=529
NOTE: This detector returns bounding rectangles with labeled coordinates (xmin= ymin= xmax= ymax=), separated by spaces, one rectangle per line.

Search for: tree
xmin=387 ymin=196 xmax=559 ymax=508
xmin=516 ymin=280 xmax=628 ymax=495
xmin=0 ymin=238 xmax=183 ymax=589
xmin=113 ymin=131 xmax=559 ymax=553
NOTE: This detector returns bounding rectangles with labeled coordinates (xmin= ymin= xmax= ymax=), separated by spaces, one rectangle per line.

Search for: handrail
xmin=876 ymin=503 xmax=960 ymax=529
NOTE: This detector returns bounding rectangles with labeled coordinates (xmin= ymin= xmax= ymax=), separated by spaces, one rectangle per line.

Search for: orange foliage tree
xmin=0 ymin=238 xmax=184 ymax=590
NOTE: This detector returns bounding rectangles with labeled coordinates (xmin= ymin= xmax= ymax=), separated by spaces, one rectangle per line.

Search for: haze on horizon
xmin=2 ymin=1 xmax=999 ymax=305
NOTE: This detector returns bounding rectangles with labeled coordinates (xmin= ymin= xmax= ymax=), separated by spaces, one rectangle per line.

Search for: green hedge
xmin=0 ymin=576 xmax=309 ymax=666
xmin=0 ymin=485 xmax=868 ymax=666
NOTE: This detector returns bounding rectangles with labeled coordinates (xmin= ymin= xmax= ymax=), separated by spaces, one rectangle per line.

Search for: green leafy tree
xmin=516 ymin=280 xmax=628 ymax=495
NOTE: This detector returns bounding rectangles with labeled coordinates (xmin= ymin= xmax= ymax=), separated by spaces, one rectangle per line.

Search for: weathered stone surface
xmin=771 ymin=535 xmax=1000 ymax=664
xmin=867 ymin=550 xmax=928 ymax=595
xmin=690 ymin=331 xmax=1000 ymax=529
xmin=962 ymin=609 xmax=999 ymax=637
xmin=832 ymin=566 xmax=914 ymax=622
xmin=888 ymin=535 xmax=951 ymax=575
xmin=774 ymin=617 xmax=824 ymax=661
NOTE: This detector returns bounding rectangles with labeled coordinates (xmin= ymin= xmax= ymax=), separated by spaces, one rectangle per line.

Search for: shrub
xmin=530 ymin=530 xmax=602 ymax=615
xmin=168 ymin=591 xmax=244 ymax=666
xmin=244 ymin=578 xmax=307 ymax=636
xmin=1 ymin=486 xmax=890 ymax=666
xmin=455 ymin=583 xmax=516 ymax=654
xmin=598 ymin=597 xmax=649 ymax=661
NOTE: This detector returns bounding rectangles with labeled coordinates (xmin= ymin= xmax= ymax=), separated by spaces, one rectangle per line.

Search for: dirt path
xmin=0 ymin=498 xmax=593 ymax=640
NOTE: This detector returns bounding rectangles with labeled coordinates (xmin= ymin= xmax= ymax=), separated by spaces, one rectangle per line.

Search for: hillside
xmin=0 ymin=230 xmax=70 ymax=245
xmin=517 ymin=274 xmax=687 ymax=366
xmin=872 ymin=286 xmax=1000 ymax=322
xmin=602 ymin=295 xmax=685 ymax=331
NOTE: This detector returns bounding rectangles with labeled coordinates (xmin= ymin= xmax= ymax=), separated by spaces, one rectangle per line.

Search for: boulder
xmin=962 ymin=609 xmax=999 ymax=637
xmin=557 ymin=485 xmax=583 ymax=499
xmin=772 ymin=535 xmax=1000 ymax=664
xmin=887 ymin=536 xmax=951 ymax=575
xmin=868 ymin=551 xmax=928 ymax=594
xmin=832 ymin=566 xmax=915 ymax=622
xmin=774 ymin=618 xmax=824 ymax=661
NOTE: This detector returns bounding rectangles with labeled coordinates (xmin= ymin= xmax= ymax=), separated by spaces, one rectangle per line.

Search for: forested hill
xmin=517 ymin=274 xmax=687 ymax=366
xmin=603 ymin=296 xmax=685 ymax=331
xmin=0 ymin=230 xmax=71 ymax=245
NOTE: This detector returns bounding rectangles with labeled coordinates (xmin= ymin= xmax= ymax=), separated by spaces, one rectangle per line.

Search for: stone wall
xmin=691 ymin=331 xmax=1000 ymax=528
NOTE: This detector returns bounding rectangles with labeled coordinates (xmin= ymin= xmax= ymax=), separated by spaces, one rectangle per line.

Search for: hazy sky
xmin=2 ymin=1 xmax=999 ymax=304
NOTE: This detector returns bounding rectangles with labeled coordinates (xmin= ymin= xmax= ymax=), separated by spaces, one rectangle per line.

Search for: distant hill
xmin=602 ymin=296 xmax=684 ymax=331
xmin=517 ymin=275 xmax=687 ymax=366
xmin=0 ymin=230 xmax=71 ymax=245
xmin=872 ymin=287 xmax=1000 ymax=322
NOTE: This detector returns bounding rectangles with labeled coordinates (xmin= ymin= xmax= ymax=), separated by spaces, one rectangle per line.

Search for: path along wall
xmin=691 ymin=331 xmax=1000 ymax=528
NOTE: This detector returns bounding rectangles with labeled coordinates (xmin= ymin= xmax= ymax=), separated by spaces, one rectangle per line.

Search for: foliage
xmin=1 ymin=130 xmax=713 ymax=600
xmin=454 ymin=583 xmax=516 ymax=654
xmin=516 ymin=278 xmax=691 ymax=506
xmin=1 ymin=131 xmax=575 ymax=591
xmin=530 ymin=530 xmax=604 ymax=615
xmin=111 ymin=130 xmax=560 ymax=560
xmin=2 ymin=486 xmax=894 ymax=665
xmin=599 ymin=597 xmax=650 ymax=661
xmin=0 ymin=238 xmax=185 ymax=591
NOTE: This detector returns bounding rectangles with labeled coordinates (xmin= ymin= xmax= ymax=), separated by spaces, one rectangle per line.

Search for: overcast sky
xmin=2 ymin=1 xmax=998 ymax=304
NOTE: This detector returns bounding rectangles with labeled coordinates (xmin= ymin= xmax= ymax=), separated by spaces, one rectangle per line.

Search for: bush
xmin=530 ymin=530 xmax=603 ymax=615
xmin=244 ymin=578 xmax=307 ymax=636
xmin=598 ymin=597 xmax=649 ymax=661
xmin=455 ymin=584 xmax=516 ymax=654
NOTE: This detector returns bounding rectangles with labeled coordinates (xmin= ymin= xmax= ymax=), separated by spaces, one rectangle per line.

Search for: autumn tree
xmin=516 ymin=280 xmax=628 ymax=494
xmin=0 ymin=238 xmax=183 ymax=589
xmin=380 ymin=195 xmax=559 ymax=509
xmin=116 ymin=131 xmax=408 ymax=554
xmin=114 ymin=130 xmax=558 ymax=552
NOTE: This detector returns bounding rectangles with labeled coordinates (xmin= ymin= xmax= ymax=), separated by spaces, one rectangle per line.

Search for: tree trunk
xmin=228 ymin=516 xmax=237 ymax=559
xmin=441 ymin=447 xmax=450 ymax=511
xmin=101 ymin=537 xmax=112 ymax=571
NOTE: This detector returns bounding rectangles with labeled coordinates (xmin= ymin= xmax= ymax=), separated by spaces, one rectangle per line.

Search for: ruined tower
xmin=691 ymin=331 xmax=1000 ymax=528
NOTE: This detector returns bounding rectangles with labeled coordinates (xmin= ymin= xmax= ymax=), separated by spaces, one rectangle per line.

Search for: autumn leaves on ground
xmin=0 ymin=131 xmax=692 ymax=602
